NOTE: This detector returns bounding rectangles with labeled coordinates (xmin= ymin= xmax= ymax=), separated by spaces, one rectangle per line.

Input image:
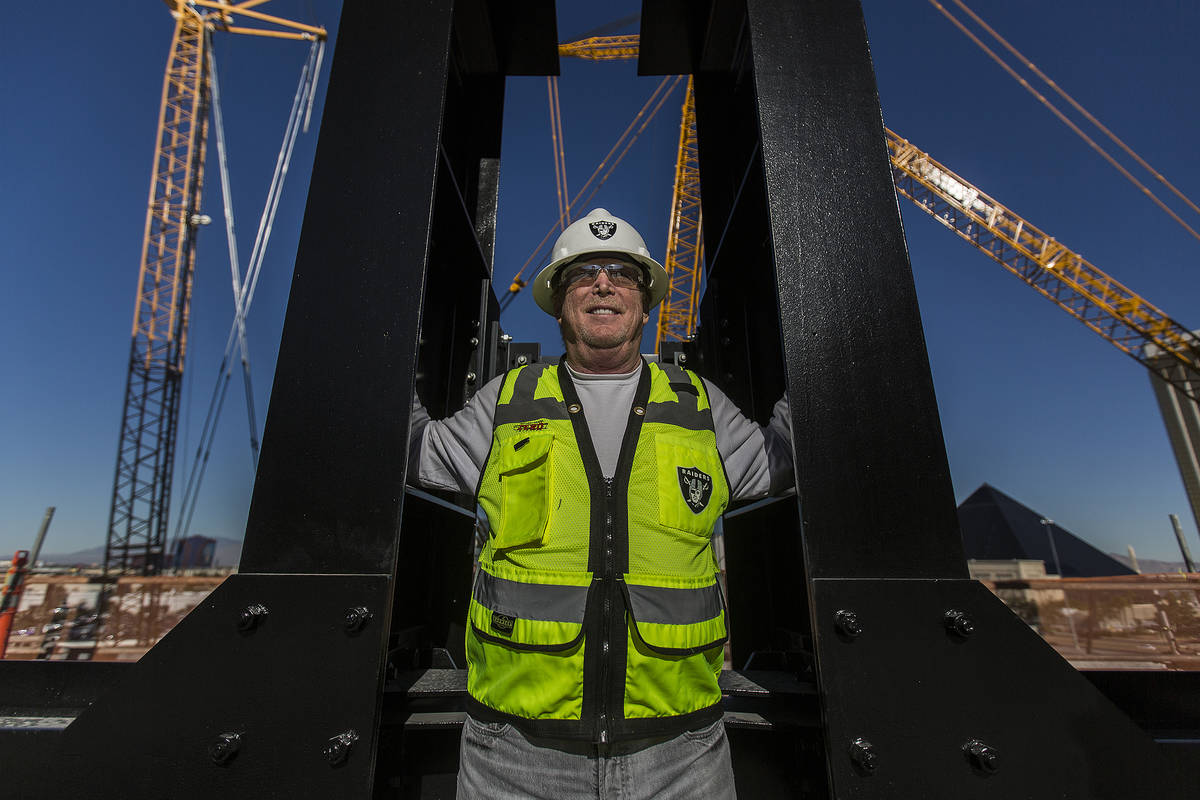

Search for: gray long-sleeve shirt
xmin=411 ymin=361 xmax=792 ymax=500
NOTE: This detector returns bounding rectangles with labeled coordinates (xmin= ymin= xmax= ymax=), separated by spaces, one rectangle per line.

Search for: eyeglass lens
xmin=563 ymin=263 xmax=643 ymax=288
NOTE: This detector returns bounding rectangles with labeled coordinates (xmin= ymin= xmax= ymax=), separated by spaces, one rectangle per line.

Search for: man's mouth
xmin=587 ymin=307 xmax=620 ymax=316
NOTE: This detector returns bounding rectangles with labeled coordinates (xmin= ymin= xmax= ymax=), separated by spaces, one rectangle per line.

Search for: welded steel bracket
xmin=3 ymin=574 xmax=389 ymax=797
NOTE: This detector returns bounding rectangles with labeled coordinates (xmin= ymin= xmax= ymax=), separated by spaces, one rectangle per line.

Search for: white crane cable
xmin=207 ymin=32 xmax=261 ymax=470
xmin=172 ymin=37 xmax=324 ymax=555
xmin=241 ymin=38 xmax=324 ymax=318
xmin=928 ymin=0 xmax=1200 ymax=246
xmin=947 ymin=0 xmax=1200 ymax=222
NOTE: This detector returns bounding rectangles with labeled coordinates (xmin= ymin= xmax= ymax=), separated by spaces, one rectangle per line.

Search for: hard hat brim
xmin=531 ymin=251 xmax=669 ymax=316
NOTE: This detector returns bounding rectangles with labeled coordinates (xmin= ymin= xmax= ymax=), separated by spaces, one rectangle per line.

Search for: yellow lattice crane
xmin=656 ymin=77 xmax=702 ymax=348
xmin=557 ymin=34 xmax=641 ymax=61
xmin=105 ymin=1 xmax=325 ymax=576
xmin=520 ymin=37 xmax=702 ymax=352
xmin=887 ymin=130 xmax=1200 ymax=399
xmin=545 ymin=35 xmax=1200 ymax=398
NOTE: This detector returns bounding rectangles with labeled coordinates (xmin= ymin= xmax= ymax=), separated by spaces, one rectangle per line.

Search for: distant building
xmin=957 ymin=484 xmax=1135 ymax=577
xmin=967 ymin=559 xmax=1048 ymax=582
xmin=170 ymin=536 xmax=216 ymax=570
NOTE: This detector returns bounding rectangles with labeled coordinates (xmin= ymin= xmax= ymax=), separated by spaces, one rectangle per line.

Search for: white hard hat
xmin=532 ymin=208 xmax=668 ymax=316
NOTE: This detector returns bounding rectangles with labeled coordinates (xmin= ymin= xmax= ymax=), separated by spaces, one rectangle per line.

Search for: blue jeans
xmin=456 ymin=715 xmax=737 ymax=799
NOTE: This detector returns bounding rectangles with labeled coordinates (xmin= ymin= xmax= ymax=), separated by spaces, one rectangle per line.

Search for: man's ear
xmin=641 ymin=311 xmax=650 ymax=324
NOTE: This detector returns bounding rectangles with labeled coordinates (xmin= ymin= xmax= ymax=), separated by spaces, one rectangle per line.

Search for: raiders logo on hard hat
xmin=588 ymin=220 xmax=616 ymax=240
xmin=677 ymin=466 xmax=713 ymax=514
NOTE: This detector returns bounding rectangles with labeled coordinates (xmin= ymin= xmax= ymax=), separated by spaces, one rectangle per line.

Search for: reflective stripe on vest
xmin=468 ymin=361 xmax=731 ymax=739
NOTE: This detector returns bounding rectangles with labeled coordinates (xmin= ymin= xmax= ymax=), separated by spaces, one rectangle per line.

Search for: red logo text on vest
xmin=514 ymin=421 xmax=549 ymax=432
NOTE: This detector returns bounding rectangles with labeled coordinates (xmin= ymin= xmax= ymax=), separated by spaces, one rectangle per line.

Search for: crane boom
xmin=104 ymin=2 xmax=324 ymax=576
xmin=886 ymin=129 xmax=1200 ymax=399
xmin=553 ymin=34 xmax=1200 ymax=394
xmin=557 ymin=35 xmax=641 ymax=61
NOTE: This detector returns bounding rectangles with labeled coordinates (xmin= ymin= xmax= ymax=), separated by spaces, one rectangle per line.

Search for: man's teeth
xmin=589 ymin=308 xmax=617 ymax=315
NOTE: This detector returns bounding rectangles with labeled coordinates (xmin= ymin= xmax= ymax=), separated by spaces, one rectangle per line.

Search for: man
xmin=410 ymin=208 xmax=792 ymax=798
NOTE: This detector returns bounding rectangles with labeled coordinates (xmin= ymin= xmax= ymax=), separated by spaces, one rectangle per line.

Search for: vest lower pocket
xmin=621 ymin=573 xmax=727 ymax=719
xmin=622 ymin=573 xmax=728 ymax=655
xmin=466 ymin=563 xmax=591 ymax=720
xmin=493 ymin=431 xmax=555 ymax=550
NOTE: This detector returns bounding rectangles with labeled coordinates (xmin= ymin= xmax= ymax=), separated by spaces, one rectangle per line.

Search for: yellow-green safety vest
xmin=466 ymin=360 xmax=731 ymax=743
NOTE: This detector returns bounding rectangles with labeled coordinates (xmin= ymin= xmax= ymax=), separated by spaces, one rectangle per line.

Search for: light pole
xmin=1040 ymin=517 xmax=1080 ymax=652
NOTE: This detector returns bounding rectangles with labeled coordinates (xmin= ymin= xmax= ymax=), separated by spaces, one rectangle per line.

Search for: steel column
xmin=642 ymin=0 xmax=1199 ymax=796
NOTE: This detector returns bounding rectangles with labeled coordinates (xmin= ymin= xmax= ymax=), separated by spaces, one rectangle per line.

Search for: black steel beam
xmin=4 ymin=574 xmax=391 ymax=797
xmin=238 ymin=0 xmax=463 ymax=576
xmin=746 ymin=0 xmax=964 ymax=580
xmin=643 ymin=0 xmax=1200 ymax=797
xmin=812 ymin=578 xmax=1198 ymax=796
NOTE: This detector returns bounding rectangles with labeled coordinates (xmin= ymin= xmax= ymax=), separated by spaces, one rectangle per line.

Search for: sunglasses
xmin=558 ymin=262 xmax=646 ymax=290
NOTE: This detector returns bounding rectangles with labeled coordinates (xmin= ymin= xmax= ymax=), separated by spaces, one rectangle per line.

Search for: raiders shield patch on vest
xmin=677 ymin=466 xmax=713 ymax=513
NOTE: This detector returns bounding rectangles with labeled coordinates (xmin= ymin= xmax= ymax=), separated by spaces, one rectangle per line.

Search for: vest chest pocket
xmin=654 ymin=435 xmax=727 ymax=537
xmin=494 ymin=431 xmax=554 ymax=550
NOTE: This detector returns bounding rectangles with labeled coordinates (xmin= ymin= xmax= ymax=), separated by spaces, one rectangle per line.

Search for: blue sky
xmin=4 ymin=1 xmax=1200 ymax=565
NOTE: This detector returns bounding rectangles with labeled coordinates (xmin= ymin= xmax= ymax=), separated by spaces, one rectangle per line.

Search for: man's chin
xmin=579 ymin=333 xmax=629 ymax=350
xmin=577 ymin=319 xmax=632 ymax=348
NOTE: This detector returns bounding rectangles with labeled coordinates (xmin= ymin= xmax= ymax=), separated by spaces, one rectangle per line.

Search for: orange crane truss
xmin=554 ymin=37 xmax=704 ymax=351
xmin=552 ymin=35 xmax=1200 ymax=395
xmin=887 ymin=129 xmax=1200 ymax=400
xmin=504 ymin=37 xmax=693 ymax=344
xmin=656 ymin=77 xmax=703 ymax=348
xmin=557 ymin=35 xmax=641 ymax=62
xmin=106 ymin=1 xmax=324 ymax=575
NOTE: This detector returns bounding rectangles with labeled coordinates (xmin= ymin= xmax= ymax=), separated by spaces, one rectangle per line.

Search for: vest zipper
xmin=555 ymin=364 xmax=649 ymax=744
xmin=598 ymin=475 xmax=616 ymax=744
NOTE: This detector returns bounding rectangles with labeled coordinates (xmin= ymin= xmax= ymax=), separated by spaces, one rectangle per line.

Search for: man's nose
xmin=591 ymin=270 xmax=615 ymax=293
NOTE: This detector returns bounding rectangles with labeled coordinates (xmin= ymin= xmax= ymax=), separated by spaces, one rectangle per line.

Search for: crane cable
xmin=548 ymin=76 xmax=570 ymax=232
xmin=208 ymin=30 xmax=261 ymax=473
xmin=500 ymin=74 xmax=683 ymax=312
xmin=928 ymin=0 xmax=1200 ymax=246
xmin=171 ymin=35 xmax=325 ymax=560
xmin=946 ymin=0 xmax=1200 ymax=222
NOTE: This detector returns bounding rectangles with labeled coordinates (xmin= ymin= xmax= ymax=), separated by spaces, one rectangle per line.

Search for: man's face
xmin=557 ymin=257 xmax=650 ymax=354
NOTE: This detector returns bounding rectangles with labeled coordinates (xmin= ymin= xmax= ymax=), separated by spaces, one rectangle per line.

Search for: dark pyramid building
xmin=957 ymin=484 xmax=1136 ymax=577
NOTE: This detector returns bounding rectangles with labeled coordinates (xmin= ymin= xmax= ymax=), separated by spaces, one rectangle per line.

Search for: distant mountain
xmin=40 ymin=537 xmax=244 ymax=569
xmin=39 ymin=544 xmax=105 ymax=567
xmin=1108 ymin=553 xmax=1189 ymax=574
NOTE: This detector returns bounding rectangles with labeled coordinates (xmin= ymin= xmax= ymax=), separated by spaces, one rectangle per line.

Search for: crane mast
xmin=657 ymin=76 xmax=703 ymax=348
xmin=105 ymin=9 xmax=210 ymax=575
xmin=104 ymin=2 xmax=325 ymax=576
xmin=554 ymin=37 xmax=701 ymax=352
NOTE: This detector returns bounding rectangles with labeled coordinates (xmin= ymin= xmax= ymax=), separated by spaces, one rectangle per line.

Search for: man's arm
xmin=409 ymin=375 xmax=503 ymax=493
xmin=703 ymin=381 xmax=793 ymax=500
